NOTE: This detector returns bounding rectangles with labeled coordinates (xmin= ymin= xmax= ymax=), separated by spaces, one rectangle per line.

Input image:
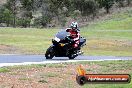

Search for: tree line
xmin=0 ymin=0 xmax=131 ymax=28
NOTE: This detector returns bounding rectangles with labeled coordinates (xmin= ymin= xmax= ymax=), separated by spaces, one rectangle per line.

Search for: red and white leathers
xmin=66 ymin=28 xmax=80 ymax=48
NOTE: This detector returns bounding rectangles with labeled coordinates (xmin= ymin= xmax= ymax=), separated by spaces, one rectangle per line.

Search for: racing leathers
xmin=66 ymin=28 xmax=80 ymax=49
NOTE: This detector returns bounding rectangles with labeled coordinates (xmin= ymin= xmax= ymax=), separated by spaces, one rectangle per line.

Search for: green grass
xmin=0 ymin=28 xmax=132 ymax=56
xmin=77 ymin=60 xmax=132 ymax=73
xmin=0 ymin=28 xmax=58 ymax=54
xmin=0 ymin=68 xmax=10 ymax=73
xmin=58 ymin=60 xmax=132 ymax=88
xmin=82 ymin=83 xmax=132 ymax=88
xmin=81 ymin=30 xmax=132 ymax=40
xmin=6 ymin=64 xmax=47 ymax=70
xmin=1 ymin=60 xmax=132 ymax=88
xmin=79 ymin=61 xmax=132 ymax=88
xmin=6 ymin=63 xmax=66 ymax=70
xmin=19 ymin=77 xmax=32 ymax=81
xmin=83 ymin=8 xmax=132 ymax=30
xmin=80 ymin=8 xmax=132 ymax=56
xmin=0 ymin=8 xmax=132 ymax=56
xmin=40 ymin=73 xmax=59 ymax=78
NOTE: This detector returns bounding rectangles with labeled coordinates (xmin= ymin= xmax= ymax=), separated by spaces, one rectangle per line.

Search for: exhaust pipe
xmin=74 ymin=51 xmax=84 ymax=56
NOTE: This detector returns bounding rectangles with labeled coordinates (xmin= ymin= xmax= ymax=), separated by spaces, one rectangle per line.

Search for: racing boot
xmin=73 ymin=47 xmax=84 ymax=56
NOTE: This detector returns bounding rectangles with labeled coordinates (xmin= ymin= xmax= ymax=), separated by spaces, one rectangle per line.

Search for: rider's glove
xmin=69 ymin=39 xmax=75 ymax=44
xmin=66 ymin=36 xmax=74 ymax=44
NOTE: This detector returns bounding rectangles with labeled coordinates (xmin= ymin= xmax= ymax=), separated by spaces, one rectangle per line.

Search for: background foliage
xmin=0 ymin=0 xmax=131 ymax=28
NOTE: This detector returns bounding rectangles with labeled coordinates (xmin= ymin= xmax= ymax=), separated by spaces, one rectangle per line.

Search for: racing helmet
xmin=70 ymin=21 xmax=79 ymax=31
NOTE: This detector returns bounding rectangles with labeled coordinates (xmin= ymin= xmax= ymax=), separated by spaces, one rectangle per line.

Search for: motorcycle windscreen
xmin=55 ymin=30 xmax=70 ymax=40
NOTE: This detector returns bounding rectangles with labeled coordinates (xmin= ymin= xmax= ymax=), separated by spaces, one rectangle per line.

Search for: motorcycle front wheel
xmin=45 ymin=46 xmax=54 ymax=59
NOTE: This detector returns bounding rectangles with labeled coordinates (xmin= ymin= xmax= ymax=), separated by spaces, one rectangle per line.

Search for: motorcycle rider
xmin=66 ymin=21 xmax=81 ymax=54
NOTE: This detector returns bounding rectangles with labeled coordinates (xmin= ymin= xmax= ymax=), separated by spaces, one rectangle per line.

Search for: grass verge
xmin=0 ymin=8 xmax=132 ymax=56
xmin=0 ymin=68 xmax=10 ymax=73
xmin=0 ymin=28 xmax=132 ymax=56
xmin=0 ymin=60 xmax=132 ymax=88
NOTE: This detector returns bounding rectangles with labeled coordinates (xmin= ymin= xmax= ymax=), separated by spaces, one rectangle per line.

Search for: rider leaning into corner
xmin=65 ymin=21 xmax=82 ymax=54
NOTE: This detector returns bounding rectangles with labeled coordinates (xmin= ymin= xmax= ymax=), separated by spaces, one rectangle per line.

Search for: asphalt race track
xmin=0 ymin=54 xmax=132 ymax=67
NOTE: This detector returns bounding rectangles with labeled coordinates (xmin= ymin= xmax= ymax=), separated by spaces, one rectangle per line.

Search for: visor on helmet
xmin=70 ymin=22 xmax=78 ymax=29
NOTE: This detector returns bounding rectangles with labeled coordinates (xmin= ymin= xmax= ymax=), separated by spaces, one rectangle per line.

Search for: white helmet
xmin=70 ymin=21 xmax=79 ymax=31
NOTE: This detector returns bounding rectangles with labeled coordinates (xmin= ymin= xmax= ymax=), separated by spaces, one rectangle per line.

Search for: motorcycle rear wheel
xmin=68 ymin=54 xmax=76 ymax=59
